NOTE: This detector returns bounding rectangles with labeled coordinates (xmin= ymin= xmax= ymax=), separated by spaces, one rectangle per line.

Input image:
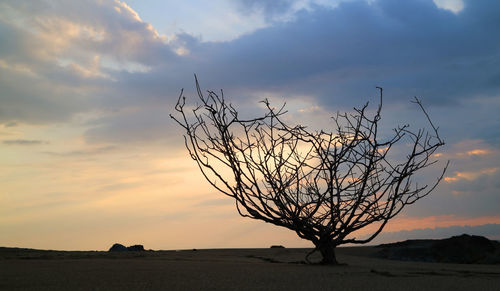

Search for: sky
xmin=1 ymin=0 xmax=499 ymax=251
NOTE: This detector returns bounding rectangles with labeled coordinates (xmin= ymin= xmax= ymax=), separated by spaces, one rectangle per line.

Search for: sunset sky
xmin=1 ymin=0 xmax=499 ymax=251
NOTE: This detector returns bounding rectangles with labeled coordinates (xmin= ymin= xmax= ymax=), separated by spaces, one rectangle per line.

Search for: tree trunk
xmin=317 ymin=241 xmax=338 ymax=264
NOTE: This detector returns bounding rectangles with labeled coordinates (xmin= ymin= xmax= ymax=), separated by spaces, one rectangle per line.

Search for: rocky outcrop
xmin=109 ymin=243 xmax=127 ymax=252
xmin=376 ymin=234 xmax=500 ymax=264
xmin=108 ymin=243 xmax=145 ymax=252
xmin=126 ymin=245 xmax=145 ymax=251
xmin=270 ymin=245 xmax=285 ymax=249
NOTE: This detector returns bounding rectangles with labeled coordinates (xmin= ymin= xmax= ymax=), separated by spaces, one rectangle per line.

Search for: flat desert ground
xmin=1 ymin=246 xmax=499 ymax=290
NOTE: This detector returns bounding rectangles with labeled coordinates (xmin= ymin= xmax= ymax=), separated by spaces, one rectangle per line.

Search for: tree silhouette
xmin=171 ymin=77 xmax=448 ymax=264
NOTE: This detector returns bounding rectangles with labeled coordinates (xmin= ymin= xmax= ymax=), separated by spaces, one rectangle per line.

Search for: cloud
xmin=2 ymin=0 xmax=499 ymax=251
xmin=444 ymin=167 xmax=498 ymax=183
xmin=2 ymin=0 xmax=500 ymax=141
xmin=371 ymin=223 xmax=500 ymax=244
xmin=66 ymin=0 xmax=500 ymax=224
xmin=1 ymin=1 xmax=500 ymax=216
xmin=42 ymin=145 xmax=118 ymax=156
xmin=97 ymin=181 xmax=142 ymax=192
xmin=433 ymin=0 xmax=465 ymax=14
xmin=2 ymin=139 xmax=47 ymax=145
xmin=83 ymin=106 xmax=182 ymax=145
xmin=234 ymin=0 xmax=355 ymax=22
xmin=4 ymin=122 xmax=17 ymax=127
xmin=192 ymin=0 xmax=500 ymax=108
xmin=0 ymin=0 xmax=182 ymax=124
xmin=466 ymin=149 xmax=490 ymax=156
xmin=402 ymin=138 xmax=500 ymax=218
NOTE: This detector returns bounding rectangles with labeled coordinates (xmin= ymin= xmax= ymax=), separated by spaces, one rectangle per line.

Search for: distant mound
xmin=109 ymin=243 xmax=127 ymax=252
xmin=270 ymin=245 xmax=285 ymax=249
xmin=127 ymin=245 xmax=145 ymax=251
xmin=376 ymin=234 xmax=500 ymax=264
xmin=108 ymin=243 xmax=145 ymax=252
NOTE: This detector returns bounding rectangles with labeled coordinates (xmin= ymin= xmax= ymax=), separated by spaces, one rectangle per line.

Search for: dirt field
xmin=1 ymin=247 xmax=499 ymax=290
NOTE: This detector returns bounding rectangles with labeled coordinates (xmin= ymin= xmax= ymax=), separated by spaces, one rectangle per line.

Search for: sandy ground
xmin=1 ymin=247 xmax=499 ymax=290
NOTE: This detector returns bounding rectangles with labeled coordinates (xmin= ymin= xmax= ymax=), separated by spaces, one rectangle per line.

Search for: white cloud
xmin=0 ymin=0 xmax=187 ymax=124
xmin=433 ymin=0 xmax=464 ymax=14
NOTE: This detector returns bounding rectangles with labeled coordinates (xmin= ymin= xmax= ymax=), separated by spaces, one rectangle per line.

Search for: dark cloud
xmin=0 ymin=68 xmax=92 ymax=124
xmin=2 ymin=0 xmax=500 ymax=150
xmin=42 ymin=145 xmax=118 ymax=156
xmin=77 ymin=1 xmax=500 ymax=224
xmin=3 ymin=139 xmax=46 ymax=145
xmin=98 ymin=182 xmax=141 ymax=192
xmin=83 ymin=106 xmax=182 ymax=146
xmin=407 ymin=182 xmax=500 ymax=218
xmin=235 ymin=0 xmax=299 ymax=20
xmin=169 ymin=0 xmax=500 ymax=154
xmin=371 ymin=224 xmax=500 ymax=244
xmin=4 ymin=121 xmax=17 ymax=127
xmin=190 ymin=0 xmax=500 ymax=108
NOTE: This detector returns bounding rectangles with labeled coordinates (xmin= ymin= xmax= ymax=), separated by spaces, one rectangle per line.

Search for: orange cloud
xmin=466 ymin=149 xmax=490 ymax=156
xmin=113 ymin=0 xmax=142 ymax=22
xmin=445 ymin=139 xmax=496 ymax=159
xmin=444 ymin=167 xmax=498 ymax=183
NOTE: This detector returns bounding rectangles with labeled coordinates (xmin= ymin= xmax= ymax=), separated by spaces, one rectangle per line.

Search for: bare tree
xmin=171 ymin=77 xmax=448 ymax=264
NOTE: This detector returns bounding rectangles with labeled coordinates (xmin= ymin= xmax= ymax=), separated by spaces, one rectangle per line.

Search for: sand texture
xmin=1 ymin=247 xmax=499 ymax=290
